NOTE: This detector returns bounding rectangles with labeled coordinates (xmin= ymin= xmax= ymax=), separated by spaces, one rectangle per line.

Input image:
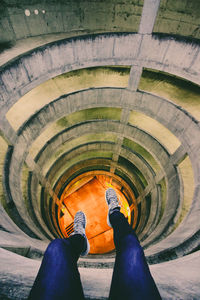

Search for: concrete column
xmin=112 ymin=136 xmax=124 ymax=163
xmin=155 ymin=172 xmax=165 ymax=184
xmin=155 ymin=145 xmax=187 ymax=183
xmin=110 ymin=109 xmax=130 ymax=173
xmin=110 ymin=162 xmax=118 ymax=174
xmin=139 ymin=0 xmax=161 ymax=34
xmin=137 ymin=183 xmax=156 ymax=203
xmin=0 ymin=118 xmax=17 ymax=145
xmin=120 ymin=108 xmax=131 ymax=124
xmin=170 ymin=145 xmax=187 ymax=165
xmin=128 ymin=65 xmax=143 ymax=91
xmin=26 ymin=156 xmax=63 ymax=237
xmin=25 ymin=154 xmax=59 ymax=205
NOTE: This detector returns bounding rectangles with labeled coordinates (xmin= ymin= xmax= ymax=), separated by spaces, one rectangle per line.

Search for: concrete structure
xmin=0 ymin=0 xmax=200 ymax=299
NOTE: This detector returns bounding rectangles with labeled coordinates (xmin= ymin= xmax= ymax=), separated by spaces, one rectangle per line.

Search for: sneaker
xmin=73 ymin=211 xmax=90 ymax=256
xmin=105 ymin=188 xmax=120 ymax=227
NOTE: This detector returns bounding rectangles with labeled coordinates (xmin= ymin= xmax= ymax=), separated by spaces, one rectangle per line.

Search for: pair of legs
xmin=28 ymin=189 xmax=161 ymax=300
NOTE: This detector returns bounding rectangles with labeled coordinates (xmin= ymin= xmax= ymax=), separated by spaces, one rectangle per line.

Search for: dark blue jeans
xmin=28 ymin=211 xmax=161 ymax=300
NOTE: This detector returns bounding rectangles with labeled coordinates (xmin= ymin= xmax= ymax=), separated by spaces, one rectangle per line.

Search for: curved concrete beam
xmin=0 ymin=33 xmax=199 ymax=118
xmin=5 ymin=88 xmax=200 ymax=256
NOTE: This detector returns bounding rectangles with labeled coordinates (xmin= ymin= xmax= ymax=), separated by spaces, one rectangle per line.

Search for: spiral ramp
xmin=0 ymin=0 xmax=200 ymax=299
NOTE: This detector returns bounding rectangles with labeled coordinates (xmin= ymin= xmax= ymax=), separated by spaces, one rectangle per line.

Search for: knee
xmin=45 ymin=238 xmax=70 ymax=257
xmin=122 ymin=234 xmax=144 ymax=257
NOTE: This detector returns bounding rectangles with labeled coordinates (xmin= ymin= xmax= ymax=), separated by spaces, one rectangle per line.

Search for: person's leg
xmin=105 ymin=189 xmax=161 ymax=300
xmin=28 ymin=211 xmax=89 ymax=300
xmin=28 ymin=235 xmax=85 ymax=300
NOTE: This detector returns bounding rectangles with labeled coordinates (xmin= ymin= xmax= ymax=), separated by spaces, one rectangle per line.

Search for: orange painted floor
xmin=59 ymin=176 xmax=131 ymax=254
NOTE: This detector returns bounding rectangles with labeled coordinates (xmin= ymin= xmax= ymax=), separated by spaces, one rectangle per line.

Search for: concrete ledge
xmin=145 ymin=185 xmax=200 ymax=262
xmin=0 ymin=33 xmax=200 ymax=116
xmin=32 ymin=120 xmax=172 ymax=243
xmin=0 ymin=247 xmax=200 ymax=300
xmin=3 ymin=87 xmax=199 ymax=260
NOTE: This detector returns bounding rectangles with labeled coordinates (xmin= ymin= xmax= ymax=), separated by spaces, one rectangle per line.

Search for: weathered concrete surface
xmin=0 ymin=1 xmax=199 ymax=299
xmin=0 ymin=247 xmax=40 ymax=300
xmin=0 ymin=0 xmax=143 ymax=44
xmin=0 ymin=203 xmax=24 ymax=235
xmin=1 ymin=247 xmax=200 ymax=300
xmin=3 ymin=87 xmax=199 ymax=261
xmin=32 ymin=119 xmax=174 ymax=242
xmin=0 ymin=34 xmax=200 ymax=119
xmin=145 ymin=185 xmax=200 ymax=262
xmin=0 ymin=231 xmax=47 ymax=257
xmin=154 ymin=0 xmax=200 ymax=39
xmin=151 ymin=250 xmax=200 ymax=300
xmin=139 ymin=0 xmax=160 ymax=34
xmin=128 ymin=65 xmax=143 ymax=91
xmin=0 ymin=0 xmax=199 ymax=55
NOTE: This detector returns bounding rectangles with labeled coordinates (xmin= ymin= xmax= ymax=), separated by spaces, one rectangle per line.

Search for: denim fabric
xmin=28 ymin=235 xmax=85 ymax=300
xmin=28 ymin=212 xmax=161 ymax=300
xmin=108 ymin=210 xmax=161 ymax=300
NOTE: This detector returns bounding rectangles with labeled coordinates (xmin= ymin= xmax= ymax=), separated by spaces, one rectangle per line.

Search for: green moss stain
xmin=129 ymin=110 xmax=181 ymax=154
xmin=153 ymin=0 xmax=200 ymax=39
xmin=123 ymin=138 xmax=161 ymax=174
xmin=43 ymin=133 xmax=117 ymax=175
xmin=21 ymin=164 xmax=30 ymax=210
xmin=0 ymin=136 xmax=8 ymax=207
xmin=7 ymin=66 xmax=129 ymax=130
xmin=158 ymin=178 xmax=167 ymax=222
xmin=57 ymin=67 xmax=130 ymax=80
xmin=174 ymin=155 xmax=194 ymax=229
xmin=118 ymin=156 xmax=148 ymax=188
xmin=57 ymin=107 xmax=122 ymax=128
xmin=50 ymin=151 xmax=113 ymax=186
xmin=30 ymin=106 xmax=121 ymax=159
xmin=140 ymin=69 xmax=200 ymax=121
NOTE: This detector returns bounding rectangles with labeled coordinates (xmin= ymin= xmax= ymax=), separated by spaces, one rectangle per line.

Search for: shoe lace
xmin=74 ymin=213 xmax=85 ymax=234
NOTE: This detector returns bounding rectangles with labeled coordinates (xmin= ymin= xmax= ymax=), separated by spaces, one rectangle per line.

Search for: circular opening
xmin=58 ymin=172 xmax=137 ymax=255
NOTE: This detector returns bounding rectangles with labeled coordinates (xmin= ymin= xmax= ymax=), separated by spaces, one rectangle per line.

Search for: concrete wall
xmin=0 ymin=3 xmax=200 ymax=297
